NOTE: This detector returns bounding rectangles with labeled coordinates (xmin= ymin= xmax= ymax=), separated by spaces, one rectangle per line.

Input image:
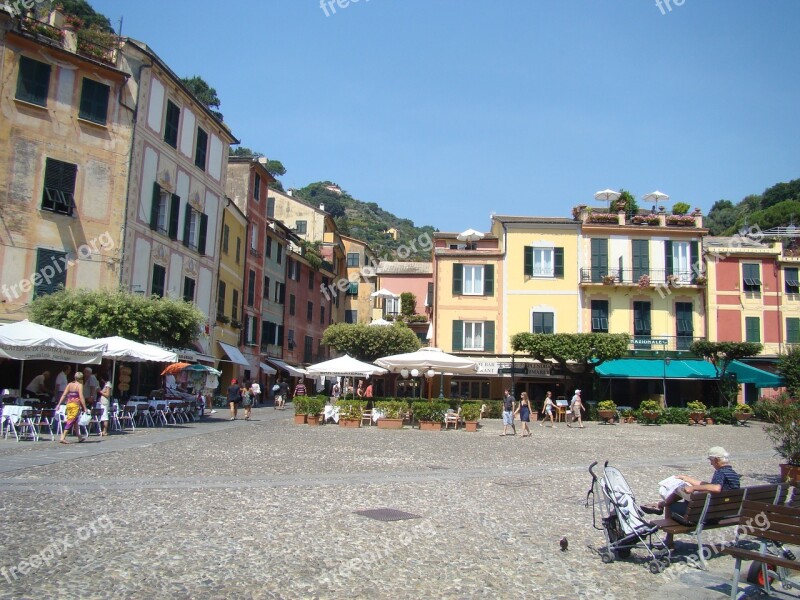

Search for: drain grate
xmin=354 ymin=508 xmax=422 ymax=522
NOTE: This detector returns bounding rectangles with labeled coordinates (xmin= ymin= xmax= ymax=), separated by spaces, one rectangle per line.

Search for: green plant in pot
xmin=763 ymin=403 xmax=800 ymax=482
xmin=293 ymin=396 xmax=308 ymax=415
xmin=412 ymin=401 xmax=447 ymax=424
xmin=687 ymin=400 xmax=707 ymax=425
xmin=375 ymin=400 xmax=406 ymax=419
xmin=335 ymin=399 xmax=365 ymax=421
xmin=461 ymin=403 xmax=481 ymax=422
xmin=597 ymin=400 xmax=617 ymax=424
xmin=639 ymin=399 xmax=661 ymax=424
xmin=305 ymin=396 xmax=324 ymax=416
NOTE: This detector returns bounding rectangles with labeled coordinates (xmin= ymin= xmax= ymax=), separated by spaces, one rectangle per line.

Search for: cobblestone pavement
xmin=0 ymin=409 xmax=793 ymax=599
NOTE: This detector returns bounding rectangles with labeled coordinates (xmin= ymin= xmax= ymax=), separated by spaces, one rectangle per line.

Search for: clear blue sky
xmin=92 ymin=0 xmax=800 ymax=233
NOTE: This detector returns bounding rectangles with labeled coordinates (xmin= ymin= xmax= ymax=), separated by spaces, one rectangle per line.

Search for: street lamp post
xmin=663 ymin=356 xmax=671 ymax=408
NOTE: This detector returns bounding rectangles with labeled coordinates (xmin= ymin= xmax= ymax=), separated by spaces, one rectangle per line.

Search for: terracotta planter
xmin=339 ymin=418 xmax=361 ymax=428
xmin=689 ymin=411 xmax=706 ymax=426
xmin=780 ymin=463 xmax=800 ymax=484
xmin=377 ymin=418 xmax=404 ymax=429
xmin=294 ymin=414 xmax=307 ymax=425
xmin=642 ymin=411 xmax=661 ymax=424
xmin=307 ymin=415 xmax=320 ymax=426
xmin=598 ymin=410 xmax=616 ymax=424
xmin=734 ymin=413 xmax=752 ymax=425
xmin=418 ymin=420 xmax=442 ymax=431
xmin=464 ymin=421 xmax=478 ymax=432
xmin=706 ymin=418 xmax=715 ymax=425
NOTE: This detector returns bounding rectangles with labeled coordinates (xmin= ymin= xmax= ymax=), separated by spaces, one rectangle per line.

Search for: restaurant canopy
xmin=594 ymin=358 xmax=718 ymax=380
xmin=727 ymin=361 xmax=784 ymax=388
xmin=0 ymin=320 xmax=106 ymax=364
xmin=96 ymin=336 xmax=178 ymax=363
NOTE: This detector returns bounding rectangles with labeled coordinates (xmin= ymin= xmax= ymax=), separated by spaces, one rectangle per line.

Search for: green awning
xmin=727 ymin=361 xmax=784 ymax=388
xmin=595 ymin=358 xmax=718 ymax=380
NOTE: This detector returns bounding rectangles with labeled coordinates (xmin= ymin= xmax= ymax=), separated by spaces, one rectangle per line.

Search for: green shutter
xmin=168 ymin=194 xmax=180 ymax=239
xmin=664 ymin=241 xmax=673 ymax=277
xmin=484 ymin=321 xmax=495 ymax=352
xmin=554 ymin=248 xmax=564 ymax=278
xmin=787 ymin=318 xmax=800 ymax=344
xmin=524 ymin=247 xmax=533 ymax=277
xmin=198 ymin=213 xmax=208 ymax=255
xmin=591 ymin=239 xmax=608 ymax=282
xmin=182 ymin=208 xmax=191 ymax=247
xmin=452 ymin=320 xmax=463 ymax=352
xmin=483 ymin=264 xmax=494 ymax=296
xmin=150 ymin=182 xmax=161 ymax=230
xmin=452 ymin=264 xmax=463 ymax=295
xmin=690 ymin=241 xmax=699 ymax=274
xmin=745 ymin=317 xmax=760 ymax=343
xmin=632 ymin=240 xmax=649 ymax=280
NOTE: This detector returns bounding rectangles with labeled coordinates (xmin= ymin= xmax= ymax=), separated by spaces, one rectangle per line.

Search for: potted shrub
xmin=412 ymin=401 xmax=446 ymax=431
xmin=375 ymin=400 xmax=406 ymax=429
xmin=619 ymin=408 xmax=635 ymax=424
xmin=687 ymin=400 xmax=707 ymax=425
xmin=733 ymin=403 xmax=753 ymax=425
xmin=602 ymin=274 xmax=616 ymax=285
xmin=305 ymin=396 xmax=324 ymax=426
xmin=335 ymin=399 xmax=364 ymax=428
xmin=597 ymin=400 xmax=617 ymax=424
xmin=293 ymin=396 xmax=308 ymax=425
xmin=461 ymin=403 xmax=481 ymax=432
xmin=764 ymin=403 xmax=800 ymax=483
xmin=639 ymin=399 xmax=661 ymax=425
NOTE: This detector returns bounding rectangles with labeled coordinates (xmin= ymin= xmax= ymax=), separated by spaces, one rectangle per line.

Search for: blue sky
xmin=91 ymin=0 xmax=800 ymax=233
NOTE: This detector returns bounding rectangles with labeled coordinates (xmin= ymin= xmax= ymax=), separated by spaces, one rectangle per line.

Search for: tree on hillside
xmin=295 ymin=182 xmax=346 ymax=218
xmin=28 ymin=288 xmax=206 ymax=349
xmin=231 ymin=147 xmax=263 ymax=158
xmin=181 ymin=76 xmax=223 ymax=121
xmin=705 ymin=200 xmax=737 ymax=236
xmin=322 ymin=323 xmax=420 ymax=362
xmin=762 ymin=179 xmax=800 ymax=210
xmin=229 ymin=148 xmax=286 ymax=190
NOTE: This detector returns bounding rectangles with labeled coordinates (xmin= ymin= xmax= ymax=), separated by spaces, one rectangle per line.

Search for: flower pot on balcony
xmin=598 ymin=410 xmax=616 ymax=424
xmin=734 ymin=412 xmax=752 ymax=426
xmin=642 ymin=411 xmax=661 ymax=424
xmin=689 ymin=411 xmax=707 ymax=426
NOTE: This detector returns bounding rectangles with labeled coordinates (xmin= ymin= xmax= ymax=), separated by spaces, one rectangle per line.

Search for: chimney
xmin=257 ymin=157 xmax=267 ymax=164
xmin=320 ymin=204 xmax=325 ymax=211
xmin=287 ymin=189 xmax=293 ymax=197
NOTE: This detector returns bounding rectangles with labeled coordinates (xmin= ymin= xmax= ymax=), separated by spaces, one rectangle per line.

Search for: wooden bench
xmin=651 ymin=484 xmax=789 ymax=569
xmin=723 ymin=500 xmax=800 ymax=599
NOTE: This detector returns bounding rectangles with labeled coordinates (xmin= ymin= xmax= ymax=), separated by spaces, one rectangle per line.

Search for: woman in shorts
xmin=540 ymin=391 xmax=556 ymax=428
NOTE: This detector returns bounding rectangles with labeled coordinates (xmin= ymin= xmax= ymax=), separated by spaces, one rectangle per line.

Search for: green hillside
xmin=706 ymin=178 xmax=800 ymax=236
xmin=294 ymin=182 xmax=437 ymax=261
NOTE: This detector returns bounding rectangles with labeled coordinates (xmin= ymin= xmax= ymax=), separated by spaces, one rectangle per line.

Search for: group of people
xmin=226 ymin=379 xmax=261 ymax=421
xmin=500 ymin=388 xmax=586 ymax=436
xmin=48 ymin=366 xmax=112 ymax=443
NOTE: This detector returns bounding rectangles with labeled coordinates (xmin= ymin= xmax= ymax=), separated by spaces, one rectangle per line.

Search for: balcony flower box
xmin=666 ymin=215 xmax=697 ymax=227
xmin=588 ymin=213 xmax=619 ymax=224
xmin=631 ymin=215 xmax=660 ymax=226
xmin=602 ymin=274 xmax=616 ymax=285
xmin=637 ymin=274 xmax=651 ymax=288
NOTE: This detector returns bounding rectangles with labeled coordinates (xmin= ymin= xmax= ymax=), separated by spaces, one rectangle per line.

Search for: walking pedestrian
xmin=294 ymin=379 xmax=307 ymax=399
xmin=277 ymin=379 xmax=289 ymax=410
xmin=500 ymin=389 xmax=516 ymax=436
xmin=540 ymin=391 xmax=556 ymax=428
xmin=241 ymin=380 xmax=253 ymax=421
xmin=227 ymin=378 xmax=241 ymax=420
xmin=55 ymin=371 xmax=87 ymax=443
xmin=250 ymin=381 xmax=261 ymax=406
xmin=54 ymin=365 xmax=71 ymax=403
xmin=98 ymin=381 xmax=111 ymax=436
xmin=517 ymin=392 xmax=532 ymax=437
xmin=83 ymin=368 xmax=99 ymax=406
xmin=568 ymin=389 xmax=585 ymax=428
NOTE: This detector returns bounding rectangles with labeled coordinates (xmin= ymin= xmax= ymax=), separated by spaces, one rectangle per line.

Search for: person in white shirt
xmin=165 ymin=373 xmax=177 ymax=390
xmin=25 ymin=370 xmax=51 ymax=397
xmin=83 ymin=368 xmax=99 ymax=406
xmin=54 ymin=365 xmax=71 ymax=402
xmin=251 ymin=381 xmax=261 ymax=406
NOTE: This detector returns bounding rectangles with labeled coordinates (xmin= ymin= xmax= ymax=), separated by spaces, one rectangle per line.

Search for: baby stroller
xmin=586 ymin=461 xmax=671 ymax=574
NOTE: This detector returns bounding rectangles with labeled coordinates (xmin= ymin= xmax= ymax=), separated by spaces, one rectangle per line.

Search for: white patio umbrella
xmin=375 ymin=347 xmax=478 ymax=374
xmin=457 ymin=228 xmax=484 ymax=242
xmin=0 ymin=320 xmax=107 ymax=394
xmin=642 ymin=190 xmax=670 ymax=210
xmin=306 ymin=355 xmax=387 ymax=378
xmin=594 ymin=189 xmax=621 ymax=211
xmin=95 ymin=336 xmax=178 ymax=397
xmin=370 ymin=288 xmax=399 ymax=299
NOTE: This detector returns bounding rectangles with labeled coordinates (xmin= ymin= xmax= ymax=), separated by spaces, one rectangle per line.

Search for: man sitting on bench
xmin=641 ymin=446 xmax=741 ymax=546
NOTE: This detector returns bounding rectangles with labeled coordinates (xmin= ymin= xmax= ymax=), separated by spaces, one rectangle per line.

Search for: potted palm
xmin=375 ymin=400 xmax=406 ymax=429
xmin=305 ymin=396 xmax=324 ymax=426
xmin=412 ymin=401 xmax=447 ymax=431
xmin=461 ymin=403 xmax=481 ymax=432
xmin=733 ymin=403 xmax=753 ymax=426
xmin=687 ymin=400 xmax=707 ymax=426
xmin=763 ymin=403 xmax=800 ymax=483
xmin=597 ymin=400 xmax=617 ymax=424
xmin=336 ymin=399 xmax=365 ymax=428
xmin=639 ymin=399 xmax=661 ymax=425
xmin=293 ymin=396 xmax=308 ymax=425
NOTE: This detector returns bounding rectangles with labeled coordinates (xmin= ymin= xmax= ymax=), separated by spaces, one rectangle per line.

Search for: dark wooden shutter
xmin=524 ymin=247 xmax=533 ymax=277
xmin=484 ymin=321 xmax=495 ymax=352
xmin=198 ymin=213 xmax=208 ymax=255
xmin=632 ymin=240 xmax=649 ymax=280
xmin=554 ymin=248 xmax=564 ymax=278
xmin=591 ymin=239 xmax=608 ymax=282
xmin=483 ymin=265 xmax=494 ymax=296
xmin=150 ymin=182 xmax=161 ymax=230
xmin=690 ymin=241 xmax=699 ymax=273
xmin=452 ymin=320 xmax=463 ymax=352
xmin=277 ymin=325 xmax=284 ymax=346
xmin=787 ymin=318 xmax=800 ymax=344
xmin=664 ymin=241 xmax=673 ymax=277
xmin=183 ymin=208 xmax=191 ymax=247
xmin=452 ymin=264 xmax=463 ymax=295
xmin=168 ymin=194 xmax=180 ymax=239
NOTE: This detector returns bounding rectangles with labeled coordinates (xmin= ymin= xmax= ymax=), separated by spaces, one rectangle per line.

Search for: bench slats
xmin=722 ymin=547 xmax=800 ymax=571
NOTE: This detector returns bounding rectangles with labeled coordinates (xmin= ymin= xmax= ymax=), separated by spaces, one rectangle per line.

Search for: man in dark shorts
xmin=227 ymin=378 xmax=241 ymax=420
xmin=277 ymin=379 xmax=289 ymax=410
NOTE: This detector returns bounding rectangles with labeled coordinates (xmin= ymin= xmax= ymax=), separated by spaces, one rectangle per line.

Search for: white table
xmin=323 ymin=405 xmax=340 ymax=423
xmin=372 ymin=409 xmax=385 ymax=423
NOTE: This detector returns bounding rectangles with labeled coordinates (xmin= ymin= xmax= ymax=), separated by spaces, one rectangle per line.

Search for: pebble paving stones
xmin=0 ymin=410 xmax=789 ymax=599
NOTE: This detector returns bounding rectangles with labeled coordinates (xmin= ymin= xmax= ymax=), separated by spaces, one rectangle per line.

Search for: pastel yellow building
xmin=341 ymin=235 xmax=377 ymax=324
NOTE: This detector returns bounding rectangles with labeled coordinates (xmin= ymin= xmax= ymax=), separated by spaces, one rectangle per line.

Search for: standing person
xmin=501 ymin=389 xmax=516 ymax=436
xmin=97 ymin=381 xmax=112 ymax=436
xmin=241 ymin=381 xmax=253 ymax=421
xmin=54 ymin=365 xmax=71 ymax=403
xmin=540 ymin=391 xmax=556 ymax=428
xmin=364 ymin=381 xmax=373 ymax=399
xmin=83 ymin=368 xmax=99 ymax=407
xmin=516 ymin=392 xmax=532 ymax=437
xmin=227 ymin=378 xmax=240 ymax=421
xmin=356 ymin=380 xmax=364 ymax=399
xmin=55 ymin=371 xmax=87 ymax=444
xmin=294 ymin=379 xmax=307 ymax=399
xmin=332 ymin=380 xmax=341 ymax=400
xmin=251 ymin=380 xmax=261 ymax=406
xmin=278 ymin=379 xmax=289 ymax=410
xmin=25 ymin=370 xmax=51 ymax=398
xmin=568 ymin=389 xmax=585 ymax=428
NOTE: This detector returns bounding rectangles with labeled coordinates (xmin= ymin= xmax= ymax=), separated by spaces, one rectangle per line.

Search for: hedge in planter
xmin=412 ymin=401 xmax=448 ymax=426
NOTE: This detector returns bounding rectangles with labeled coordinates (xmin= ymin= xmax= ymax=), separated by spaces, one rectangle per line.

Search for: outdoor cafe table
xmin=323 ymin=404 xmax=340 ymax=423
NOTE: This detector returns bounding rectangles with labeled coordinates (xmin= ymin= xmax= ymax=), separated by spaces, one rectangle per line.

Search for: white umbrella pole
xmin=111 ymin=360 xmax=117 ymax=401
xmin=18 ymin=359 xmax=24 ymax=397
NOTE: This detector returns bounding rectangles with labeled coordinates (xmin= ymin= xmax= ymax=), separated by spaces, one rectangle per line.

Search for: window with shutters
xmin=235 ymin=237 xmax=241 ymax=264
xmin=384 ymin=297 xmax=399 ymax=316
xmin=591 ymin=239 xmax=608 ymax=283
xmin=183 ymin=207 xmax=204 ymax=252
xmin=347 ymin=282 xmax=358 ymax=296
xmin=34 ymin=249 xmax=67 ymax=297
xmin=79 ymin=78 xmax=110 ymax=125
xmin=463 ymin=322 xmax=484 ymax=351
xmin=263 ymin=276 xmax=270 ymax=299
xmin=254 ymin=173 xmax=261 ymax=200
xmin=743 ymin=263 xmax=761 ymax=293
xmin=531 ymin=312 xmax=554 ymax=334
xmin=347 ymin=252 xmax=359 ymax=267
xmin=266 ymin=235 xmax=272 ymax=258
xmin=531 ymin=248 xmax=554 ymax=277
xmin=308 ymin=271 xmax=315 ymax=291
xmin=247 ymin=270 xmax=256 ymax=307
xmin=267 ymin=197 xmax=275 ymax=218
xmin=463 ymin=265 xmax=484 ymax=295
xmin=296 ymin=220 xmax=307 ymax=234
xmin=232 ymin=290 xmax=239 ymax=321
xmin=304 ymin=336 xmax=313 ymax=363
xmin=426 ymin=282 xmax=433 ymax=307
xmin=633 ymin=301 xmax=651 ymax=337
xmin=151 ymin=265 xmax=166 ymax=298
xmin=41 ymin=158 xmax=77 ymax=216
xmin=745 ymin=316 xmax=761 ymax=343
xmin=217 ymin=281 xmax=226 ymax=316
xmin=149 ymin=183 xmax=180 ymax=240
xmin=785 ymin=268 xmax=799 ymax=294
xmin=222 ymin=225 xmax=230 ymax=254
xmin=183 ymin=277 xmax=196 ymax=303
xmin=453 ymin=264 xmax=494 ymax=296
xmin=632 ymin=240 xmax=650 ymax=280
xmin=672 ymin=241 xmax=691 ymax=283
xmin=320 ymin=305 xmax=326 ymax=325
xmin=274 ymin=282 xmax=285 ymax=304
xmin=289 ymin=294 xmax=296 ymax=316
xmin=16 ymin=56 xmax=50 ymax=106
xmin=345 ymin=310 xmax=358 ymax=324
xmin=787 ymin=318 xmax=800 ymax=344
xmin=164 ymin=100 xmax=180 ymax=148
xmin=307 ymin=301 xmax=313 ymax=322
xmin=591 ymin=300 xmax=609 ymax=333
xmin=276 ymin=243 xmax=283 ymax=264
xmin=194 ymin=127 xmax=208 ymax=170
xmin=676 ymin=302 xmax=694 ymax=350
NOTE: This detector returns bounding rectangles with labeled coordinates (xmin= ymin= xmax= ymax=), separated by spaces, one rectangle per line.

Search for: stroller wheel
xmin=649 ymin=560 xmax=663 ymax=574
xmin=601 ymin=552 xmax=614 ymax=564
xmin=616 ymin=548 xmax=632 ymax=559
xmin=660 ymin=556 xmax=671 ymax=569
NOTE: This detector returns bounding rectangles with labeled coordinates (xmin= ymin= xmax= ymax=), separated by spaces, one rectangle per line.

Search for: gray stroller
xmin=586 ymin=461 xmax=672 ymax=574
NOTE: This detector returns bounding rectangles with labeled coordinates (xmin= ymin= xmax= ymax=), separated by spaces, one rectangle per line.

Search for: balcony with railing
xmin=19 ymin=16 xmax=117 ymax=66
xmin=579 ymin=268 xmax=706 ymax=287
xmin=572 ymin=205 xmax=704 ymax=229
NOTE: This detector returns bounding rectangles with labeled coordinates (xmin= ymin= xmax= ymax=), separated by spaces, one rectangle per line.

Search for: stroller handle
xmin=588 ymin=461 xmax=598 ymax=479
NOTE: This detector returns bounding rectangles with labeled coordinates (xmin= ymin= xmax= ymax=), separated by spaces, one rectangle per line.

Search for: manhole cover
xmin=354 ymin=508 xmax=422 ymax=522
